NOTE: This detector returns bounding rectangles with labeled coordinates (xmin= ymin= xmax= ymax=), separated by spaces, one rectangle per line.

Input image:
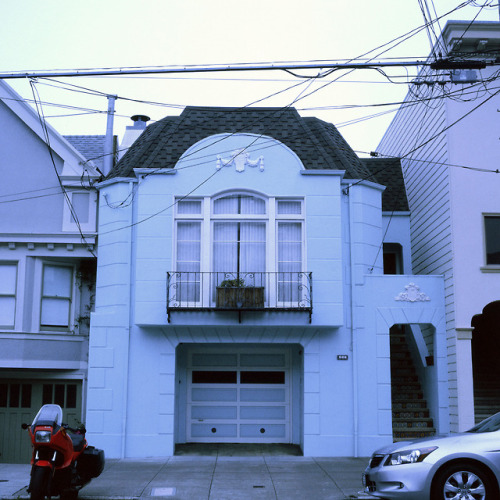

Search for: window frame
xmin=483 ymin=214 xmax=500 ymax=272
xmin=173 ymin=193 xmax=306 ymax=307
xmin=0 ymin=261 xmax=18 ymax=330
xmin=39 ymin=262 xmax=76 ymax=332
xmin=275 ymin=200 xmax=305 ymax=307
xmin=62 ymin=189 xmax=97 ymax=233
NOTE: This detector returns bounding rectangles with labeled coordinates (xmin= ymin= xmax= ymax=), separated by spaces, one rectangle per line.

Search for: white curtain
xmin=176 ymin=222 xmax=201 ymax=303
xmin=213 ymin=194 xmax=266 ymax=287
xmin=214 ymin=194 xmax=265 ymax=215
xmin=278 ymin=223 xmax=302 ymax=303
xmin=213 ymin=222 xmax=266 ymax=286
xmin=277 ymin=200 xmax=301 ymax=215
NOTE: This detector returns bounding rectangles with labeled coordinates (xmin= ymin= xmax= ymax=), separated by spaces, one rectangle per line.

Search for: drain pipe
xmin=120 ymin=179 xmax=136 ymax=459
xmin=346 ymin=184 xmax=359 ymax=457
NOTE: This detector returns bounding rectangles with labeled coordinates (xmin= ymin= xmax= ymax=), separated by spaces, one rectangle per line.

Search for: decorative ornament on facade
xmin=216 ymin=149 xmax=264 ymax=173
xmin=395 ymin=283 xmax=431 ymax=302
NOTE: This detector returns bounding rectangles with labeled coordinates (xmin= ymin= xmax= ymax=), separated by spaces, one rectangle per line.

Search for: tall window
xmin=40 ymin=264 xmax=74 ymax=330
xmin=175 ymin=199 xmax=202 ymax=303
xmin=0 ymin=262 xmax=17 ymax=329
xmin=176 ymin=221 xmax=201 ymax=302
xmin=213 ymin=194 xmax=266 ymax=285
xmin=277 ymin=223 xmax=302 ymax=302
xmin=485 ymin=215 xmax=500 ymax=265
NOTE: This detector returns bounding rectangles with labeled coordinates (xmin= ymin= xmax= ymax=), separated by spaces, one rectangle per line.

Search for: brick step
xmin=475 ymin=407 xmax=500 ymax=415
xmin=392 ymin=427 xmax=436 ymax=438
xmin=392 ymin=400 xmax=428 ymax=410
xmin=392 ymin=418 xmax=434 ymax=429
xmin=475 ymin=411 xmax=498 ymax=421
xmin=474 ymin=398 xmax=500 ymax=405
xmin=392 ymin=382 xmax=422 ymax=391
xmin=391 ymin=351 xmax=411 ymax=360
xmin=393 ymin=428 xmax=436 ymax=440
xmin=474 ymin=389 xmax=500 ymax=396
xmin=391 ymin=363 xmax=417 ymax=380
xmin=392 ymin=375 xmax=419 ymax=384
xmin=392 ymin=391 xmax=424 ymax=403
xmin=393 ymin=409 xmax=430 ymax=419
xmin=391 ymin=362 xmax=414 ymax=371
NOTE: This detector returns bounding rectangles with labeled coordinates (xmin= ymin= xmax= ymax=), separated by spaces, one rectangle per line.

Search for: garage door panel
xmin=240 ymin=406 xmax=286 ymax=420
xmin=240 ymin=354 xmax=285 ymax=367
xmin=191 ymin=388 xmax=237 ymax=402
xmin=240 ymin=424 xmax=286 ymax=438
xmin=191 ymin=423 xmax=238 ymax=438
xmin=192 ymin=353 xmax=238 ymax=366
xmin=240 ymin=388 xmax=286 ymax=402
xmin=191 ymin=406 xmax=238 ymax=419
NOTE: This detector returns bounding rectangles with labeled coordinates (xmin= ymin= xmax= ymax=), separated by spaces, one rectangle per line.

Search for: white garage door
xmin=187 ymin=348 xmax=291 ymax=443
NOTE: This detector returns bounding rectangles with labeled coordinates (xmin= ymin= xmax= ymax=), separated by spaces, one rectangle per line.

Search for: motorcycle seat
xmin=69 ymin=433 xmax=86 ymax=452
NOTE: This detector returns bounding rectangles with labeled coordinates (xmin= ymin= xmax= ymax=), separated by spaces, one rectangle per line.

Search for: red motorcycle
xmin=22 ymin=404 xmax=105 ymax=500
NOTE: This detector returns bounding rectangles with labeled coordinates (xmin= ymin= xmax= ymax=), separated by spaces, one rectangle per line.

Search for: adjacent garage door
xmin=0 ymin=379 xmax=82 ymax=463
xmin=187 ymin=348 xmax=291 ymax=443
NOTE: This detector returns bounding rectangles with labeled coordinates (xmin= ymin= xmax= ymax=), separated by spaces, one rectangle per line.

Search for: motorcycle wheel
xmin=30 ymin=466 xmax=50 ymax=500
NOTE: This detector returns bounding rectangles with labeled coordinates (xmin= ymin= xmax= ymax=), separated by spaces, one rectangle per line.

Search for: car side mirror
xmin=21 ymin=423 xmax=29 ymax=430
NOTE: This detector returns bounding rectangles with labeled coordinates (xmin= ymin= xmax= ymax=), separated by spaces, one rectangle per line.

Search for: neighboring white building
xmin=0 ymin=81 xmax=100 ymax=463
xmin=86 ymin=106 xmax=447 ymax=459
xmin=378 ymin=21 xmax=500 ymax=433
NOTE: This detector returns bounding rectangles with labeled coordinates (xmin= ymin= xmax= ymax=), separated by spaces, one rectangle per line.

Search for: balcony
xmin=166 ymin=272 xmax=312 ymax=323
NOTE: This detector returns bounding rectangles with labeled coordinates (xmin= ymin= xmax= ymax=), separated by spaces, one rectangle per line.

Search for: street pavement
xmin=0 ymin=455 xmax=372 ymax=500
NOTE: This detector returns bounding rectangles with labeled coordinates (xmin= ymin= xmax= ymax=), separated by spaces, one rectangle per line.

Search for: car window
xmin=467 ymin=413 xmax=500 ymax=433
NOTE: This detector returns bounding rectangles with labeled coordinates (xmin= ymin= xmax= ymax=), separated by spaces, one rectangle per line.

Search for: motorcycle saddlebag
xmin=77 ymin=446 xmax=105 ymax=478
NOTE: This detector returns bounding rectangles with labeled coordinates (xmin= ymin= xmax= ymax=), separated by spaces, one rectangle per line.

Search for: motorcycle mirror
xmin=21 ymin=423 xmax=29 ymax=430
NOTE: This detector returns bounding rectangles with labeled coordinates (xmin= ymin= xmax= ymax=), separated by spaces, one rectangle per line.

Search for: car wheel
xmin=432 ymin=462 xmax=495 ymax=500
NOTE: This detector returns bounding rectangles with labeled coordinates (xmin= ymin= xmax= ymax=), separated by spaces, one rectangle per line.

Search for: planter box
xmin=216 ymin=287 xmax=264 ymax=308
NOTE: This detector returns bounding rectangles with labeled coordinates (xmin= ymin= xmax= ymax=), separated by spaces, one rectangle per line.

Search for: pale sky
xmin=2 ymin=0 xmax=499 ymax=154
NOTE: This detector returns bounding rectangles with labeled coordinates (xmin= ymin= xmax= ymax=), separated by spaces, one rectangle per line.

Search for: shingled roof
xmin=110 ymin=106 xmax=373 ymax=180
xmin=64 ymin=135 xmax=107 ymax=173
xmin=360 ymin=157 xmax=409 ymax=212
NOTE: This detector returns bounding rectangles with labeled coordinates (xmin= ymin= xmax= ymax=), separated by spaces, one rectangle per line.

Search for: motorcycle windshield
xmin=32 ymin=404 xmax=63 ymax=427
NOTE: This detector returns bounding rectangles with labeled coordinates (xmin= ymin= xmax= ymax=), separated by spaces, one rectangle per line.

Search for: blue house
xmin=0 ymin=81 xmax=101 ymax=463
xmin=86 ymin=107 xmax=447 ymax=458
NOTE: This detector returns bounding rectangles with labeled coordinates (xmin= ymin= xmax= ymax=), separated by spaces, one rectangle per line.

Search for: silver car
xmin=363 ymin=412 xmax=500 ymax=499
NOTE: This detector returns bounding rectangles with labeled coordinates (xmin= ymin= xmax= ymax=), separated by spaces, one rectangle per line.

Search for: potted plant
xmin=219 ymin=278 xmax=245 ymax=288
xmin=216 ymin=276 xmax=264 ymax=308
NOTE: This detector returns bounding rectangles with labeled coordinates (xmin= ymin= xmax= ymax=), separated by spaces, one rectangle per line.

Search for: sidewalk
xmin=0 ymin=456 xmax=371 ymax=500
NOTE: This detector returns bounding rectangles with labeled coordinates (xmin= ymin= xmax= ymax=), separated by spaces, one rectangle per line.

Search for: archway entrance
xmin=390 ymin=325 xmax=436 ymax=441
xmin=472 ymin=301 xmax=500 ymax=423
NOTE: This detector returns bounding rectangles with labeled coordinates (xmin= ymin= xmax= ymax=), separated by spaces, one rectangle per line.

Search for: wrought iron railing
xmin=166 ymin=271 xmax=312 ymax=321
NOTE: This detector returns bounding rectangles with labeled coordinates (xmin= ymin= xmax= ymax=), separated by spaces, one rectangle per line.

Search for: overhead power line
xmin=0 ymin=58 xmax=494 ymax=81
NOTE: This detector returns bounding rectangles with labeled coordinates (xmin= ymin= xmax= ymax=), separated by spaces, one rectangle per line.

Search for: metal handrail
xmin=166 ymin=271 xmax=312 ymax=320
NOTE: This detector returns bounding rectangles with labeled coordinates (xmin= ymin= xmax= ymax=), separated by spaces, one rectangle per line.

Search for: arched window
xmin=212 ymin=194 xmax=267 ymax=285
